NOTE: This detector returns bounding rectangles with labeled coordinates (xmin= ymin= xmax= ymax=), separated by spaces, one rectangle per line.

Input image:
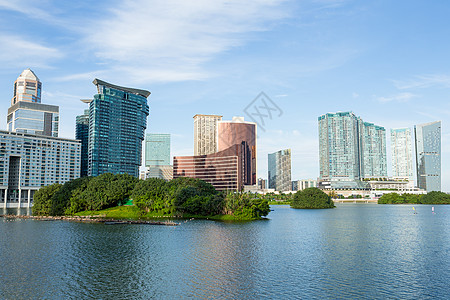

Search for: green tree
xmin=32 ymin=183 xmax=62 ymax=216
xmin=291 ymin=187 xmax=335 ymax=209
xmin=50 ymin=177 xmax=92 ymax=215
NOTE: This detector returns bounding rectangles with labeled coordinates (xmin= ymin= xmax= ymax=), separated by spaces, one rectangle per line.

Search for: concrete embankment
xmin=0 ymin=214 xmax=178 ymax=226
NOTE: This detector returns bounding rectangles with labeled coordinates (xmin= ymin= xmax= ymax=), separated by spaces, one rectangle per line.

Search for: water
xmin=1 ymin=204 xmax=450 ymax=299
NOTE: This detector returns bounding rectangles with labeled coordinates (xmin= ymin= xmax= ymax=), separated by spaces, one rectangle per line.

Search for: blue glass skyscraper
xmin=145 ymin=133 xmax=171 ymax=166
xmin=415 ymin=121 xmax=441 ymax=192
xmin=88 ymin=79 xmax=150 ymax=177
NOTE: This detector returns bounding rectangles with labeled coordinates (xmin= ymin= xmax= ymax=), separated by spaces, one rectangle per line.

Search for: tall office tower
xmin=88 ymin=79 xmax=150 ymax=177
xmin=7 ymin=69 xmax=59 ymax=137
xmin=194 ymin=114 xmax=222 ymax=155
xmin=391 ymin=128 xmax=413 ymax=179
xmin=143 ymin=133 xmax=172 ymax=180
xmin=217 ymin=117 xmax=257 ymax=185
xmin=319 ymin=112 xmax=361 ymax=180
xmin=268 ymin=149 xmax=292 ymax=192
xmin=359 ymin=122 xmax=387 ymax=177
xmin=415 ymin=121 xmax=441 ymax=192
xmin=75 ymin=102 xmax=91 ymax=177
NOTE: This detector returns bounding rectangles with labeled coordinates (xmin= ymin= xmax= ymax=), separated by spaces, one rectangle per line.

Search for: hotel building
xmin=194 ymin=114 xmax=222 ymax=155
xmin=86 ymin=79 xmax=150 ymax=177
xmin=0 ymin=130 xmax=81 ymax=208
xmin=391 ymin=128 xmax=413 ymax=179
xmin=415 ymin=121 xmax=441 ymax=192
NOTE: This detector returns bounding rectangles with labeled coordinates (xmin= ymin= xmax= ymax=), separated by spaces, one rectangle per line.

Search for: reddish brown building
xmin=217 ymin=117 xmax=256 ymax=185
xmin=173 ymin=144 xmax=248 ymax=191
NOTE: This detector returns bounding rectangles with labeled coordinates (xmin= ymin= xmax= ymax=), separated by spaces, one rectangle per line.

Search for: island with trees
xmin=378 ymin=191 xmax=450 ymax=204
xmin=290 ymin=187 xmax=335 ymax=209
xmin=31 ymin=173 xmax=271 ymax=221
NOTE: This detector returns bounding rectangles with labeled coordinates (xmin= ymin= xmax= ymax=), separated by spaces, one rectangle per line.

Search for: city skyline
xmin=0 ymin=1 xmax=449 ymax=191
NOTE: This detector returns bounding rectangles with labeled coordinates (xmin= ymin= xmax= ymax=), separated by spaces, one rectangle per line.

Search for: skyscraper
xmin=415 ymin=121 xmax=441 ymax=192
xmin=143 ymin=133 xmax=172 ymax=180
xmin=194 ymin=114 xmax=222 ymax=155
xmin=268 ymin=149 xmax=292 ymax=192
xmin=217 ymin=117 xmax=257 ymax=185
xmin=7 ymin=69 xmax=59 ymax=137
xmin=87 ymin=79 xmax=150 ymax=177
xmin=360 ymin=122 xmax=387 ymax=177
xmin=318 ymin=112 xmax=387 ymax=184
xmin=75 ymin=102 xmax=91 ymax=177
xmin=391 ymin=128 xmax=413 ymax=179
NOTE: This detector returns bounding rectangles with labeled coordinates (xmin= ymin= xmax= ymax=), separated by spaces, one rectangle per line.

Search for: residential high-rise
xmin=360 ymin=122 xmax=387 ymax=177
xmin=7 ymin=69 xmax=59 ymax=137
xmin=415 ymin=121 xmax=441 ymax=192
xmin=217 ymin=117 xmax=257 ymax=186
xmin=268 ymin=149 xmax=292 ymax=192
xmin=194 ymin=114 xmax=222 ymax=155
xmin=143 ymin=133 xmax=172 ymax=180
xmin=292 ymin=179 xmax=317 ymax=191
xmin=391 ymin=128 xmax=413 ymax=179
xmin=0 ymin=130 xmax=81 ymax=208
xmin=75 ymin=103 xmax=91 ymax=177
xmin=87 ymin=79 xmax=150 ymax=177
xmin=318 ymin=112 xmax=387 ymax=184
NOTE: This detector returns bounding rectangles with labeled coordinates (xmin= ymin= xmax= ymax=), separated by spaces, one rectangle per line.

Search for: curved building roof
xmin=93 ymin=78 xmax=151 ymax=98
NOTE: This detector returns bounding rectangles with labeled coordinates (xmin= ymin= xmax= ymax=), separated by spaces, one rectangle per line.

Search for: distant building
xmin=258 ymin=178 xmax=267 ymax=189
xmin=174 ymin=144 xmax=247 ymax=191
xmin=292 ymin=179 xmax=317 ymax=191
xmin=7 ymin=69 xmax=59 ymax=137
xmin=415 ymin=121 xmax=441 ymax=192
xmin=0 ymin=130 xmax=81 ymax=208
xmin=268 ymin=149 xmax=292 ymax=192
xmin=140 ymin=165 xmax=173 ymax=181
xmin=145 ymin=133 xmax=171 ymax=167
xmin=75 ymin=105 xmax=90 ymax=177
xmin=217 ymin=117 xmax=257 ymax=186
xmin=391 ymin=128 xmax=413 ymax=179
xmin=86 ymin=79 xmax=150 ymax=177
xmin=318 ymin=112 xmax=386 ymax=188
xmin=193 ymin=114 xmax=222 ymax=156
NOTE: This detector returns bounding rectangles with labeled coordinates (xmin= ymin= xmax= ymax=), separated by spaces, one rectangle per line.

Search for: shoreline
xmin=0 ymin=214 xmax=179 ymax=226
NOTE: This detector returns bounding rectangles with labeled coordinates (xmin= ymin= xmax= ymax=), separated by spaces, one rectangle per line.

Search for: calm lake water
xmin=1 ymin=204 xmax=450 ymax=299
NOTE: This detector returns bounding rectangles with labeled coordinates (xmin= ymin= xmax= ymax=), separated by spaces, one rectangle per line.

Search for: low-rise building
xmin=0 ymin=130 xmax=81 ymax=208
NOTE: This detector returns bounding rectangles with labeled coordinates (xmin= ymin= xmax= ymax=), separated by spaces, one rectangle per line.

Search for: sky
xmin=0 ymin=0 xmax=448 ymax=191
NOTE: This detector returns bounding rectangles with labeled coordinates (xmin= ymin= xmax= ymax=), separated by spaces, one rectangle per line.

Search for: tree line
xmin=378 ymin=192 xmax=450 ymax=204
xmin=32 ymin=174 xmax=270 ymax=220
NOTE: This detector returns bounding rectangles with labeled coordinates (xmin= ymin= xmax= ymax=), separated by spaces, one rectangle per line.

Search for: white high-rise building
xmin=391 ymin=128 xmax=413 ymax=179
xmin=193 ymin=114 xmax=222 ymax=155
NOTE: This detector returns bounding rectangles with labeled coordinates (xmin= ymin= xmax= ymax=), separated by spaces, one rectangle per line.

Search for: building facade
xmin=217 ymin=117 xmax=257 ymax=186
xmin=75 ymin=106 xmax=90 ymax=177
xmin=145 ymin=133 xmax=170 ymax=166
xmin=87 ymin=79 xmax=150 ymax=177
xmin=7 ymin=69 xmax=59 ymax=137
xmin=360 ymin=122 xmax=387 ymax=177
xmin=193 ymin=114 xmax=222 ymax=156
xmin=318 ymin=112 xmax=387 ymax=184
xmin=174 ymin=144 xmax=247 ymax=191
xmin=268 ymin=149 xmax=292 ymax=192
xmin=140 ymin=165 xmax=173 ymax=181
xmin=0 ymin=130 xmax=81 ymax=208
xmin=415 ymin=121 xmax=441 ymax=192
xmin=292 ymin=179 xmax=317 ymax=191
xmin=391 ymin=128 xmax=413 ymax=179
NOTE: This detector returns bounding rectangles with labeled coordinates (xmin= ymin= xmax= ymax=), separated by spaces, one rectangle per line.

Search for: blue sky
xmin=0 ymin=0 xmax=448 ymax=191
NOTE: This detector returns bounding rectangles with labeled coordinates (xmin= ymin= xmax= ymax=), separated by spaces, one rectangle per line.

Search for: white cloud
xmin=83 ymin=0 xmax=289 ymax=83
xmin=393 ymin=74 xmax=450 ymax=90
xmin=376 ymin=92 xmax=418 ymax=103
xmin=0 ymin=34 xmax=62 ymax=69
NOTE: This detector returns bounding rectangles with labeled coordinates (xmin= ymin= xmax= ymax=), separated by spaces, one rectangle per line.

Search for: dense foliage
xmin=378 ymin=192 xmax=450 ymax=204
xmin=32 ymin=175 xmax=270 ymax=220
xmin=291 ymin=187 xmax=335 ymax=209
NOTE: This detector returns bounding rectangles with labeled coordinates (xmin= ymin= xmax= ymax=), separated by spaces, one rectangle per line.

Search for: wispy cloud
xmin=0 ymin=34 xmax=62 ymax=69
xmin=83 ymin=0 xmax=290 ymax=83
xmin=0 ymin=0 xmax=52 ymax=20
xmin=393 ymin=74 xmax=450 ymax=90
xmin=376 ymin=92 xmax=418 ymax=103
